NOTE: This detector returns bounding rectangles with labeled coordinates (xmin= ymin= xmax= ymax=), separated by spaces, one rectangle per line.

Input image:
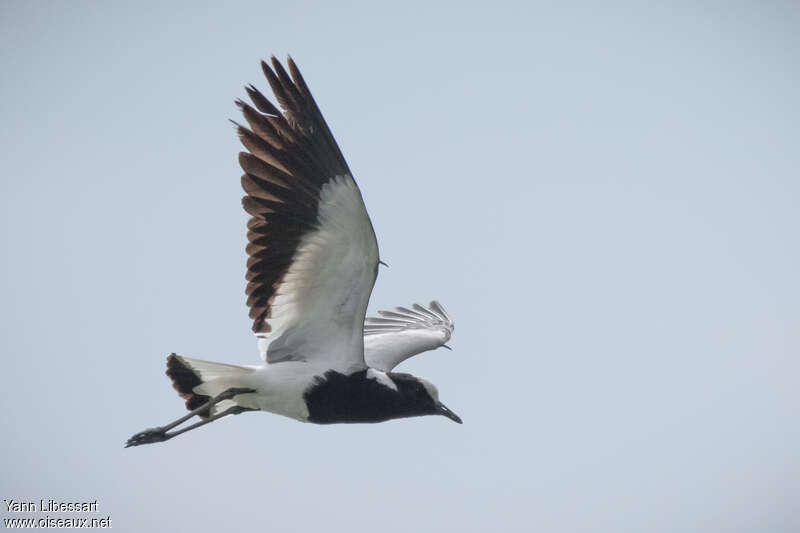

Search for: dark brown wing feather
xmin=236 ymin=56 xmax=351 ymax=333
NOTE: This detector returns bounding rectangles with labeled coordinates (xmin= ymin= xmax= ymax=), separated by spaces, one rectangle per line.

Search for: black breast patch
xmin=304 ymin=370 xmax=435 ymax=424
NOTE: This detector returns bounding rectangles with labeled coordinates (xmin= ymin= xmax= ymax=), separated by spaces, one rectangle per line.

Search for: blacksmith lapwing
xmin=126 ymin=57 xmax=460 ymax=447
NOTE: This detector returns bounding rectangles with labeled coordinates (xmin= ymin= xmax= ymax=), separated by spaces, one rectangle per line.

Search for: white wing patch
xmin=257 ymin=175 xmax=379 ymax=372
xmin=366 ymin=368 xmax=398 ymax=391
xmin=363 ymin=301 xmax=454 ymax=372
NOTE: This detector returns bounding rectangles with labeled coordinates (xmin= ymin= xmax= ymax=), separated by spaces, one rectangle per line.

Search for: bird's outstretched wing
xmin=364 ymin=301 xmax=454 ymax=372
xmin=236 ymin=57 xmax=379 ymax=371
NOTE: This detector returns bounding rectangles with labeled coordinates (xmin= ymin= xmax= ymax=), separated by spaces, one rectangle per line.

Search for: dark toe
xmin=125 ymin=428 xmax=167 ymax=448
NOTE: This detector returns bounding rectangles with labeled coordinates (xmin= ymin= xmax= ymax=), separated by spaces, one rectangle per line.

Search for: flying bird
xmin=126 ymin=57 xmax=459 ymax=447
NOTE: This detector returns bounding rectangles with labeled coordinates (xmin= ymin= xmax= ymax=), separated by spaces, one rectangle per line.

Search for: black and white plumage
xmin=126 ymin=57 xmax=459 ymax=447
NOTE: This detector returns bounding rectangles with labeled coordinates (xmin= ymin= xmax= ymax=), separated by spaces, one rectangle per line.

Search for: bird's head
xmin=390 ymin=373 xmax=462 ymax=424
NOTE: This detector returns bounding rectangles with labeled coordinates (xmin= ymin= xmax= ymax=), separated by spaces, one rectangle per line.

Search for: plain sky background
xmin=1 ymin=1 xmax=798 ymax=531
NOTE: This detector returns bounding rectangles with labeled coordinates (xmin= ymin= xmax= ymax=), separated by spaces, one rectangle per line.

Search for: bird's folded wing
xmin=236 ymin=57 xmax=379 ymax=371
xmin=363 ymin=301 xmax=454 ymax=372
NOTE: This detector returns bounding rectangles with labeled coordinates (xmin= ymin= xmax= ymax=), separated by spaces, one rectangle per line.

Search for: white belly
xmin=233 ymin=362 xmax=321 ymax=422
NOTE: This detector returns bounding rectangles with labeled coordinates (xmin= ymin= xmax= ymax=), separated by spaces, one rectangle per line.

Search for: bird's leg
xmin=152 ymin=405 xmax=254 ymax=442
xmin=125 ymin=387 xmax=255 ymax=448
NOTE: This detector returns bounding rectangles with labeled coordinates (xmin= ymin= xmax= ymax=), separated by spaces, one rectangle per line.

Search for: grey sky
xmin=1 ymin=1 xmax=798 ymax=531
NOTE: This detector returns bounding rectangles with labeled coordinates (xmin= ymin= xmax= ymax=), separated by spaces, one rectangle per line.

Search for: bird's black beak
xmin=437 ymin=402 xmax=462 ymax=424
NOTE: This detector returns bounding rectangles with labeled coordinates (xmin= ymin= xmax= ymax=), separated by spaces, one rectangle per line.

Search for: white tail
xmin=166 ymin=354 xmax=255 ymax=417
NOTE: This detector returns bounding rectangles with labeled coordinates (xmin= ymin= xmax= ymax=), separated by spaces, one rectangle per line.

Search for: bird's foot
xmin=217 ymin=387 xmax=256 ymax=401
xmin=125 ymin=427 xmax=171 ymax=448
